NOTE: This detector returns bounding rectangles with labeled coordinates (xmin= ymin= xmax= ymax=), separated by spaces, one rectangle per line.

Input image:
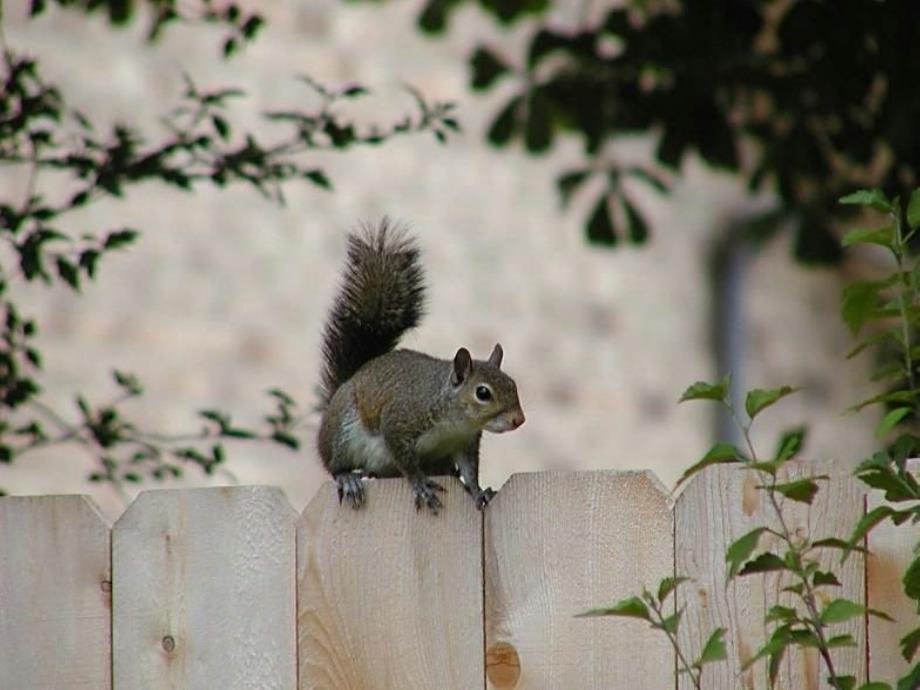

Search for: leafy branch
xmin=577 ymin=577 xmax=727 ymax=690
xmin=0 ymin=5 xmax=459 ymax=494
xmin=837 ymin=187 xmax=920 ymax=688
xmin=676 ymin=378 xmax=890 ymax=690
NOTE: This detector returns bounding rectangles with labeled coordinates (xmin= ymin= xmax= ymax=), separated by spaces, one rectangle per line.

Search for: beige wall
xmin=2 ymin=1 xmax=876 ymax=518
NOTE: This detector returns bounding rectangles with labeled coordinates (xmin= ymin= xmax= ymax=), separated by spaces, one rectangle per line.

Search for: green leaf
xmin=470 ymin=47 xmax=509 ymax=90
xmin=675 ymin=443 xmax=744 ymax=487
xmin=827 ymin=634 xmax=857 ymax=648
xmin=772 ymin=477 xmax=825 ymax=504
xmin=878 ymin=407 xmax=912 ymax=439
xmin=855 ymin=452 xmax=920 ymax=501
xmin=487 ymin=95 xmax=521 ymax=147
xmin=847 ymin=330 xmax=895 ymax=360
xmin=679 ymin=375 xmax=730 ymax=404
xmin=271 ymin=431 xmax=300 ymax=450
xmin=726 ymin=527 xmax=766 ymax=578
xmin=813 ymin=570 xmax=842 ymax=587
xmin=765 ymin=605 xmax=799 ymax=623
xmin=524 ymin=89 xmax=552 ymax=153
xmin=657 ymin=576 xmax=690 ymax=603
xmin=774 ymin=426 xmax=807 ymax=462
xmin=908 ymin=188 xmax=920 ymax=229
xmin=56 ymin=257 xmax=80 ymax=290
xmin=849 ymin=390 xmax=920 ymax=414
xmin=900 ymin=626 xmax=920 ymax=662
xmin=557 ymin=170 xmax=591 ymax=208
xmin=104 ymin=229 xmax=139 ymax=250
xmin=839 ymin=188 xmax=892 ymax=213
xmin=659 ymin=608 xmax=682 ymax=634
xmin=868 ymin=607 xmax=895 ymax=622
xmin=856 ymin=682 xmax=893 ymax=690
xmin=844 ymin=505 xmax=896 ymax=558
xmin=576 ymin=595 xmax=651 ymax=621
xmin=834 ymin=676 xmax=856 ymax=690
xmin=586 ymin=194 xmax=617 ymax=246
xmin=212 ymin=114 xmax=230 ymax=140
xmin=820 ymin=598 xmax=866 ymax=625
xmin=841 ymin=225 xmax=895 ymax=249
xmin=896 ymin=662 xmax=920 ymax=690
xmin=694 ymin=627 xmax=727 ymax=666
xmin=303 ymin=170 xmax=332 ymax=190
xmin=738 ymin=552 xmax=788 ymax=576
xmin=904 ymin=556 xmax=920 ymax=603
xmin=841 ymin=281 xmax=883 ymax=336
xmin=622 ymin=196 xmax=649 ymax=244
xmin=745 ymin=385 xmax=799 ymax=419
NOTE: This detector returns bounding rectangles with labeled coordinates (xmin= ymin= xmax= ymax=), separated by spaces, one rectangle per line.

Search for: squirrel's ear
xmin=452 ymin=347 xmax=473 ymax=385
xmin=488 ymin=343 xmax=503 ymax=369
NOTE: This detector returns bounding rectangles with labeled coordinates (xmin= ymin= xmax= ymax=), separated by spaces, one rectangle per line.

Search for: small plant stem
xmin=763 ymin=488 xmax=842 ymax=685
xmin=649 ymin=599 xmax=701 ymax=690
xmin=730 ymin=403 xmax=843 ymax=686
xmin=892 ymin=211 xmax=916 ymax=393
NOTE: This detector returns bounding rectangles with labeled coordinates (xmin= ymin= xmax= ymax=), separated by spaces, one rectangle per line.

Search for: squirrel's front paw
xmin=412 ymin=478 xmax=445 ymax=515
xmin=474 ymin=487 xmax=496 ymax=510
xmin=335 ymin=473 xmax=366 ymax=509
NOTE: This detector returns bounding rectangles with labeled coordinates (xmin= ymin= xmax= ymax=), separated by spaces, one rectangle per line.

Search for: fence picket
xmin=675 ymin=461 xmax=866 ymax=690
xmin=483 ymin=470 xmax=674 ymax=690
xmin=0 ymin=495 xmax=111 ymax=689
xmin=297 ymin=477 xmax=484 ymax=690
xmin=112 ymin=486 xmax=296 ymax=689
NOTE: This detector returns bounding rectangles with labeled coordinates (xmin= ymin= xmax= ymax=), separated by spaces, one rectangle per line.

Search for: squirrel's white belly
xmin=338 ymin=406 xmax=393 ymax=473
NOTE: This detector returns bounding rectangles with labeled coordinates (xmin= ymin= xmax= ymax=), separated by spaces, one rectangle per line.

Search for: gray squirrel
xmin=317 ymin=220 xmax=525 ymax=514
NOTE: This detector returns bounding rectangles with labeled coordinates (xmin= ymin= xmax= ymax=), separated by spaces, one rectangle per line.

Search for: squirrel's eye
xmin=475 ymin=385 xmax=493 ymax=402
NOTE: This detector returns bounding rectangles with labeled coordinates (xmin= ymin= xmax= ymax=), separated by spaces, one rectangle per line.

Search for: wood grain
xmin=866 ymin=459 xmax=919 ymax=683
xmin=112 ymin=486 xmax=297 ymax=689
xmin=297 ymin=476 xmax=484 ymax=690
xmin=0 ymin=494 xmax=112 ymax=689
xmin=675 ymin=461 xmax=866 ymax=690
xmin=484 ymin=470 xmax=674 ymax=690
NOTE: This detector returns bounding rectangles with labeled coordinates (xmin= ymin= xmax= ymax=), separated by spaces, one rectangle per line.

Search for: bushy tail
xmin=319 ymin=219 xmax=425 ymax=406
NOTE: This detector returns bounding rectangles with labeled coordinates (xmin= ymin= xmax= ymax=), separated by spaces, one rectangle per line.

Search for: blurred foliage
xmin=365 ymin=0 xmax=920 ymax=258
xmin=0 ymin=0 xmax=457 ymax=495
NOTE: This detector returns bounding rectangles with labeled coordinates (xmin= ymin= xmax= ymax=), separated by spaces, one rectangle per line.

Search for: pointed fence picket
xmin=0 ymin=465 xmax=916 ymax=689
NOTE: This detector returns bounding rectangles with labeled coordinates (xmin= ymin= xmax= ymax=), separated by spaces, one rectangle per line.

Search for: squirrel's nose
xmin=511 ymin=411 xmax=525 ymax=429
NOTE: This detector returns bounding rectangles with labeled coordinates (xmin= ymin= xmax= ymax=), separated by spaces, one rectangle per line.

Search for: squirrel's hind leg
xmin=335 ymin=472 xmax=366 ymax=509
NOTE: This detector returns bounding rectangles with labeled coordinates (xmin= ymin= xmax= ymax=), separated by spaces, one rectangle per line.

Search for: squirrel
xmin=316 ymin=219 xmax=525 ymax=514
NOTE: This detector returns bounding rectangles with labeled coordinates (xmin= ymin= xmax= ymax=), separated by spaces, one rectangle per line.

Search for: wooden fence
xmin=0 ymin=464 xmax=915 ymax=689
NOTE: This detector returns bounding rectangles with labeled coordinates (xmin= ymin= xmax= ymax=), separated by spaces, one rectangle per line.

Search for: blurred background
xmin=1 ymin=0 xmax=895 ymax=519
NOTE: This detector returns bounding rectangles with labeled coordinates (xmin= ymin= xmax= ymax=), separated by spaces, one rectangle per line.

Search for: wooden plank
xmin=484 ymin=471 xmax=674 ymax=689
xmin=297 ymin=476 xmax=483 ymax=690
xmin=0 ymin=494 xmax=112 ymax=689
xmin=675 ymin=461 xmax=866 ymax=690
xmin=866 ymin=459 xmax=919 ymax=683
xmin=112 ymin=486 xmax=296 ymax=689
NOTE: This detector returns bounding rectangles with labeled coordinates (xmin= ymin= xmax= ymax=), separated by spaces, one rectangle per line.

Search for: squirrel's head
xmin=450 ymin=344 xmax=525 ymax=433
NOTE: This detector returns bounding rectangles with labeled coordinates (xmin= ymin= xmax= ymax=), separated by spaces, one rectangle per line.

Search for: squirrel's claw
xmin=335 ymin=473 xmax=366 ymax=509
xmin=412 ymin=478 xmax=444 ymax=515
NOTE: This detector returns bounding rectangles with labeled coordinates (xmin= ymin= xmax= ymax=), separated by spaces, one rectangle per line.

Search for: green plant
xmin=677 ymin=378 xmax=893 ymax=690
xmin=577 ymin=577 xmax=726 ymax=690
xmin=581 ymin=187 xmax=920 ymax=688
xmin=837 ymin=187 xmax=920 ymax=689
xmin=583 ymin=377 xmax=883 ymax=689
xmin=0 ymin=1 xmax=457 ymax=495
